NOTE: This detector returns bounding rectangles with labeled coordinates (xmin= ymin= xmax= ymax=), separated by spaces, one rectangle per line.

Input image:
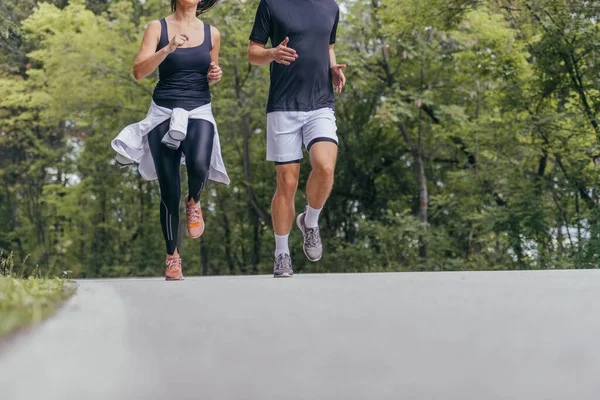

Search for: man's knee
xmin=309 ymin=141 xmax=337 ymax=180
xmin=276 ymin=169 xmax=299 ymax=198
xmin=313 ymin=161 xmax=335 ymax=180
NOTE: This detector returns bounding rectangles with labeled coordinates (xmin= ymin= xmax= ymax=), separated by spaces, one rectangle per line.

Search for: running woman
xmin=112 ymin=0 xmax=229 ymax=280
xmin=248 ymin=0 xmax=346 ymax=277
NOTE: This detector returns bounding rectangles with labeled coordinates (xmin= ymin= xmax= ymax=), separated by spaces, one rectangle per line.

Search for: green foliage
xmin=0 ymin=0 xmax=597 ymax=276
xmin=0 ymin=252 xmax=75 ymax=337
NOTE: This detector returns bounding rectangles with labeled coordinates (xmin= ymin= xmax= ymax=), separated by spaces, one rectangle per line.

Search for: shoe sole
xmin=296 ymin=213 xmax=322 ymax=263
xmin=165 ymin=276 xmax=185 ymax=281
xmin=273 ymin=273 xmax=293 ymax=278
xmin=187 ymin=229 xmax=204 ymax=239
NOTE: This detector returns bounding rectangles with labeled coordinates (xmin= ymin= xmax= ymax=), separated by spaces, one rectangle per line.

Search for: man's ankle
xmin=305 ymin=205 xmax=323 ymax=228
xmin=274 ymin=233 xmax=290 ymax=256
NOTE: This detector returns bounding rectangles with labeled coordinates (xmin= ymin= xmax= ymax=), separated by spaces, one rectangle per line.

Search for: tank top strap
xmin=204 ymin=22 xmax=212 ymax=50
xmin=158 ymin=18 xmax=169 ymax=50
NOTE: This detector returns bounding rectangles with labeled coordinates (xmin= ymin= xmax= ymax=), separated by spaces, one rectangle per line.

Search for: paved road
xmin=1 ymin=271 xmax=600 ymax=399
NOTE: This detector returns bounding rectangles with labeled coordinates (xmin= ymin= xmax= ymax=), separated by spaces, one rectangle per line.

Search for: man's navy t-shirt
xmin=250 ymin=0 xmax=339 ymax=113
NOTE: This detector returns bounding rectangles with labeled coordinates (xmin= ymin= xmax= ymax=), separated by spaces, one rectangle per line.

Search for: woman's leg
xmin=179 ymin=119 xmax=215 ymax=239
xmin=147 ymin=120 xmax=183 ymax=256
xmin=180 ymin=119 xmax=215 ymax=203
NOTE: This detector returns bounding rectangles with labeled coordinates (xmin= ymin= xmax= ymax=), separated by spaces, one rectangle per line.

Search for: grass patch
xmin=0 ymin=253 xmax=75 ymax=338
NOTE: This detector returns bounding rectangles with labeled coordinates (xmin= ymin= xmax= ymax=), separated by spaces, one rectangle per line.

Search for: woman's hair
xmin=171 ymin=0 xmax=220 ymax=16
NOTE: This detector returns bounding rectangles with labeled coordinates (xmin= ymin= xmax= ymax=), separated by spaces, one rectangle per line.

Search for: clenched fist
xmin=208 ymin=62 xmax=223 ymax=85
xmin=166 ymin=34 xmax=190 ymax=54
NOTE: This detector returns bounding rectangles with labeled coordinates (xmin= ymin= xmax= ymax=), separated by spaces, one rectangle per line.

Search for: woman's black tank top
xmin=152 ymin=18 xmax=212 ymax=110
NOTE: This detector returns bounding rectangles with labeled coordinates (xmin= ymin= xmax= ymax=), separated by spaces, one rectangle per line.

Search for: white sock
xmin=274 ymin=234 xmax=290 ymax=256
xmin=305 ymin=205 xmax=322 ymax=228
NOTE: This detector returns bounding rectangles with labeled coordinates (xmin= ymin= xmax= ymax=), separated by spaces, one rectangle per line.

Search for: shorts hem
xmin=307 ymin=137 xmax=338 ymax=152
xmin=266 ymin=105 xmax=334 ymax=113
xmin=274 ymin=159 xmax=301 ymax=165
xmin=267 ymin=153 xmax=304 ymax=163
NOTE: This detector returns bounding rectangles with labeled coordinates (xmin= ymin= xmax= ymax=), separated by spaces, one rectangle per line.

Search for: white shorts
xmin=266 ymin=108 xmax=338 ymax=163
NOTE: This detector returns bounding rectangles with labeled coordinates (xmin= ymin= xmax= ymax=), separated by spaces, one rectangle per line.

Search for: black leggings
xmin=148 ymin=119 xmax=215 ymax=255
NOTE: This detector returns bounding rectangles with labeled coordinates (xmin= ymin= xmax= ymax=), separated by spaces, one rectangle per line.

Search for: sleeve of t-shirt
xmin=329 ymin=8 xmax=339 ymax=45
xmin=249 ymin=0 xmax=272 ymax=45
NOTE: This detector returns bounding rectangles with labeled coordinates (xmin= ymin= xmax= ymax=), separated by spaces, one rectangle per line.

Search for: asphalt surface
xmin=2 ymin=271 xmax=600 ymax=399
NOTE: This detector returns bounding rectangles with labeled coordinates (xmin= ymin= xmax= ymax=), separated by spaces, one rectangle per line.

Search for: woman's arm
xmin=133 ymin=20 xmax=188 ymax=80
xmin=208 ymin=25 xmax=222 ymax=85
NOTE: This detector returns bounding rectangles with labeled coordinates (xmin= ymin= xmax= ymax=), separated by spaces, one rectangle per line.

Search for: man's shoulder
xmin=265 ymin=0 xmax=339 ymax=10
xmin=321 ymin=0 xmax=339 ymax=13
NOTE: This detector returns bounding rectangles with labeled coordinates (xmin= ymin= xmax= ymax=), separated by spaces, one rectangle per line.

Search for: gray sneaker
xmin=296 ymin=209 xmax=323 ymax=262
xmin=273 ymin=253 xmax=293 ymax=278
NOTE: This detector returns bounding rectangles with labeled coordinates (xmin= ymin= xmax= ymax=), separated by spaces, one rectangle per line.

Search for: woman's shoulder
xmin=209 ymin=24 xmax=220 ymax=39
xmin=146 ymin=19 xmax=163 ymax=32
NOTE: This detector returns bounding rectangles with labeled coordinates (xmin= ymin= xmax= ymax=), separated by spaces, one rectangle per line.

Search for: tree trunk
xmin=399 ymin=121 xmax=428 ymax=262
xmin=416 ymin=38 xmax=428 ymax=261
xmin=416 ymin=150 xmax=428 ymax=260
xmin=4 ymin=182 xmax=25 ymax=261
xmin=252 ymin=211 xmax=260 ymax=274
xmin=222 ymin=211 xmax=236 ymax=275
xmin=201 ymin=238 xmax=209 ymax=276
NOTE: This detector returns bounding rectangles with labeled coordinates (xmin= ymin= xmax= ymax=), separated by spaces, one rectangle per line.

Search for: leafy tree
xmin=0 ymin=0 xmax=597 ymax=276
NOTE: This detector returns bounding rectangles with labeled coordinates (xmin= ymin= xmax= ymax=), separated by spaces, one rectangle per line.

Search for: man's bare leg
xmin=273 ymin=163 xmax=301 ymax=235
xmin=306 ymin=141 xmax=338 ymax=217
xmin=272 ymin=163 xmax=300 ymax=277
xmin=297 ymin=142 xmax=338 ymax=262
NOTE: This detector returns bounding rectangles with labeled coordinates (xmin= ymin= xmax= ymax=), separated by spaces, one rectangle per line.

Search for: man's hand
xmin=208 ymin=62 xmax=222 ymax=85
xmin=270 ymin=37 xmax=298 ymax=65
xmin=331 ymin=64 xmax=346 ymax=93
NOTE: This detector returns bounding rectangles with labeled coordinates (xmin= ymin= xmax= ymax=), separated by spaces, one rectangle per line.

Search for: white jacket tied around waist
xmin=111 ymin=102 xmax=229 ymax=185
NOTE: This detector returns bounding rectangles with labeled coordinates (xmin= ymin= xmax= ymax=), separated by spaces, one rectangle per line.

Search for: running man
xmin=248 ymin=0 xmax=346 ymax=277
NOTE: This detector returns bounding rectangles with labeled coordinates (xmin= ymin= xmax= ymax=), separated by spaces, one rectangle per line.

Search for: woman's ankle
xmin=187 ymin=193 xmax=202 ymax=206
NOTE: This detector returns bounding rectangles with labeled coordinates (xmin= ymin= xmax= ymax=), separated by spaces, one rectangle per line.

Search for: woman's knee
xmin=184 ymin=120 xmax=214 ymax=181
xmin=188 ymin=160 xmax=210 ymax=181
xmin=159 ymin=183 xmax=180 ymax=209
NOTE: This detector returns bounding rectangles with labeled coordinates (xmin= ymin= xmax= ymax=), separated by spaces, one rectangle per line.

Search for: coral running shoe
xmin=165 ymin=255 xmax=184 ymax=281
xmin=185 ymin=195 xmax=205 ymax=239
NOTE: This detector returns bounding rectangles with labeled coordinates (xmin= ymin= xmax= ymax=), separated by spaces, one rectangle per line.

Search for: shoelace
xmin=305 ymin=227 xmax=321 ymax=247
xmin=166 ymin=257 xmax=181 ymax=272
xmin=187 ymin=203 xmax=202 ymax=223
xmin=275 ymin=254 xmax=291 ymax=271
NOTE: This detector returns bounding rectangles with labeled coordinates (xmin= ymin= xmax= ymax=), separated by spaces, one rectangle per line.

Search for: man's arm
xmin=248 ymin=38 xmax=298 ymax=66
xmin=329 ymin=44 xmax=338 ymax=67
xmin=328 ymin=9 xmax=346 ymax=93
xmin=248 ymin=0 xmax=297 ymax=66
xmin=248 ymin=41 xmax=274 ymax=66
xmin=330 ymin=44 xmax=347 ymax=93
